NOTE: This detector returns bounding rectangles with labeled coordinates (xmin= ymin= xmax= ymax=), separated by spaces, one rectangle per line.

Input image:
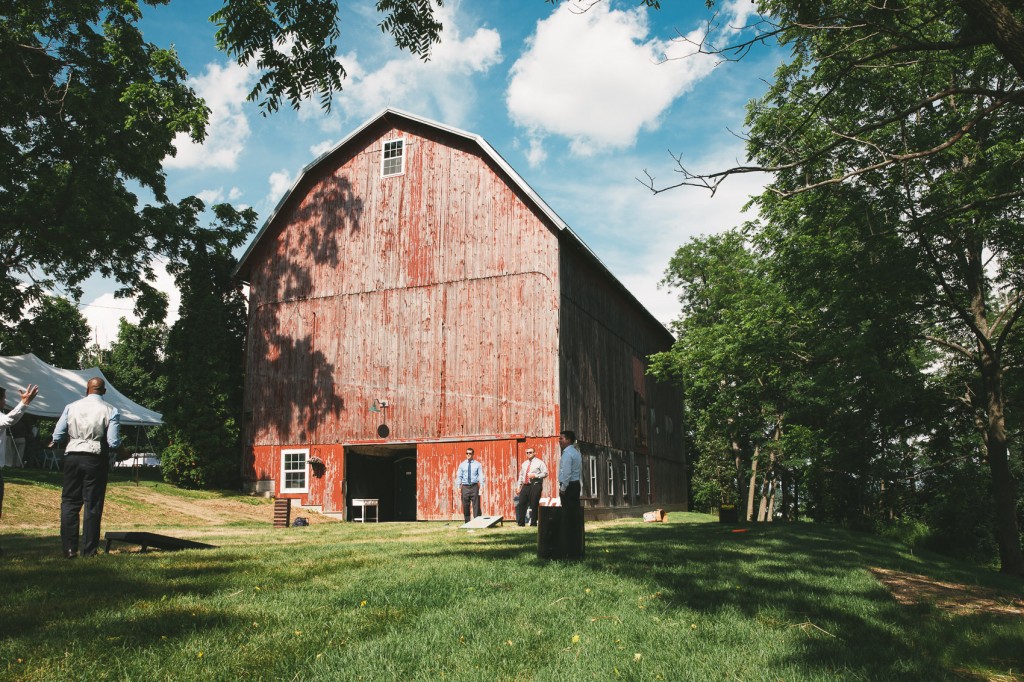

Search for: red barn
xmin=234 ymin=109 xmax=686 ymax=521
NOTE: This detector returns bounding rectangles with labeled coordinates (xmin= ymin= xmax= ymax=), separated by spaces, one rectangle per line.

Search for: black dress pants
xmin=461 ymin=483 xmax=480 ymax=522
xmin=61 ymin=453 xmax=109 ymax=556
xmin=516 ymin=481 xmax=542 ymax=525
xmin=559 ymin=480 xmax=581 ymax=508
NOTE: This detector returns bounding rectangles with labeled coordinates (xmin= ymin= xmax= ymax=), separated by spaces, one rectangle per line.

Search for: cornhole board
xmin=460 ymin=515 xmax=503 ymax=529
xmin=104 ymin=531 xmax=217 ymax=553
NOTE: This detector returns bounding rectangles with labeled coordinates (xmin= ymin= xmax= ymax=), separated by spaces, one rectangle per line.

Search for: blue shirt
xmin=558 ymin=443 xmax=582 ymax=491
xmin=456 ymin=459 xmax=483 ymax=486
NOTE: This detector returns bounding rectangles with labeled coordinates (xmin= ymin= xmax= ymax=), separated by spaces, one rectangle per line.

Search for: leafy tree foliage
xmin=1 ymin=0 xmax=448 ymax=330
xmin=654 ymin=0 xmax=1024 ymax=574
xmin=0 ymin=295 xmax=91 ymax=368
xmin=160 ymin=205 xmax=255 ymax=489
xmin=101 ymin=319 xmax=168 ymax=412
xmin=212 ymin=0 xmax=444 ymax=113
xmin=0 ymin=1 xmax=209 ymax=324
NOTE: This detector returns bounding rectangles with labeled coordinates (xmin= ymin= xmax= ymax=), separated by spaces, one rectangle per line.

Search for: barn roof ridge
xmin=233 ymin=107 xmax=671 ymax=337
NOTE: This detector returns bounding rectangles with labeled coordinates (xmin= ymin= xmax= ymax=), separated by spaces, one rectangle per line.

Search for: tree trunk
xmin=980 ymin=352 xmax=1024 ymax=576
xmin=747 ymin=444 xmax=760 ymax=521
xmin=733 ymin=439 xmax=747 ymax=511
xmin=955 ymin=0 xmax=1024 ymax=80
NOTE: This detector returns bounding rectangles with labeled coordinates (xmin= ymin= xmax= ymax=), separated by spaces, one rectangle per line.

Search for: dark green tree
xmin=0 ymin=295 xmax=91 ymax=368
xmin=160 ymin=203 xmax=256 ymax=489
xmin=101 ymin=318 xmax=168 ymax=417
xmin=734 ymin=2 xmax=1024 ymax=574
xmin=1 ymin=1 xmax=446 ymax=328
xmin=649 ymin=230 xmax=808 ymax=517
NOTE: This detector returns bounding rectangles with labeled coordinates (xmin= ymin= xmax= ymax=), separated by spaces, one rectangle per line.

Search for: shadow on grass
xmin=428 ymin=519 xmax=1024 ymax=679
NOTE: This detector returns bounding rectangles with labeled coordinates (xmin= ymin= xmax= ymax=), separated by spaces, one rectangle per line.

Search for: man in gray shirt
xmin=49 ymin=377 xmax=122 ymax=558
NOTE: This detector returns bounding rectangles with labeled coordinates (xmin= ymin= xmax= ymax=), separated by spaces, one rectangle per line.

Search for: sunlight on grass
xmin=1 ymin=512 xmax=1021 ymax=680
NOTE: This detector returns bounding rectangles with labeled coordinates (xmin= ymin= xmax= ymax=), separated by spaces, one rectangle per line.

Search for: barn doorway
xmin=344 ymin=445 xmax=417 ymax=521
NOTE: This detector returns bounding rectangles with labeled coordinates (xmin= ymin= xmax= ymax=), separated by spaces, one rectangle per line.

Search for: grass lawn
xmin=1 ymin=470 xmax=1022 ymax=681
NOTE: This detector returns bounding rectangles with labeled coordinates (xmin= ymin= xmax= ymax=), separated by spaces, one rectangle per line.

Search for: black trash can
xmin=719 ymin=503 xmax=738 ymax=523
xmin=538 ymin=506 xmax=585 ymax=561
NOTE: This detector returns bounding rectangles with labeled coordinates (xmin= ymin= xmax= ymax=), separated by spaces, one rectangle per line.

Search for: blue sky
xmin=80 ymin=0 xmax=781 ymax=345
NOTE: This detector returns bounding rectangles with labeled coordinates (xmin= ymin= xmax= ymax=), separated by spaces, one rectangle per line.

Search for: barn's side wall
xmin=241 ymin=117 xmax=561 ymax=517
xmin=557 ymin=243 xmax=688 ymax=512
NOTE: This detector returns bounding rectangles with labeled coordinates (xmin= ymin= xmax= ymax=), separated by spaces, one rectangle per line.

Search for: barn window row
xmin=583 ymin=453 xmax=653 ymax=506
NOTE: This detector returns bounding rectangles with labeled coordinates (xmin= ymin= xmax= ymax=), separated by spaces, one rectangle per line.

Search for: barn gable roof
xmin=234 ymin=108 xmax=671 ymax=338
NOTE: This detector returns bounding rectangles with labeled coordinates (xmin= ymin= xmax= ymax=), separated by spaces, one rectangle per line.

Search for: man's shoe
xmin=64 ymin=549 xmax=77 ymax=559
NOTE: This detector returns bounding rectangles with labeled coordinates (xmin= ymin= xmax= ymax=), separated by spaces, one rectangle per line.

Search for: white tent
xmin=0 ymin=353 xmax=163 ymax=426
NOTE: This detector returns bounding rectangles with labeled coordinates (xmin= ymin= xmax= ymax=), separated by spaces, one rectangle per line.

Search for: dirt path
xmin=870 ymin=567 xmax=1024 ymax=616
xmin=2 ymin=479 xmax=334 ymax=530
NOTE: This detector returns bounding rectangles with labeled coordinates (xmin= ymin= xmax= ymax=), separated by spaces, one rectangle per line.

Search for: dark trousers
xmin=461 ymin=483 xmax=481 ymax=522
xmin=516 ymin=481 xmax=542 ymax=526
xmin=560 ymin=480 xmax=581 ymax=508
xmin=61 ymin=453 xmax=109 ymax=556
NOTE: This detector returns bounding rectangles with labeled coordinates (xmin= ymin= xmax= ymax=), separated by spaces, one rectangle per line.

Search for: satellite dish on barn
xmin=377 ymin=424 xmax=390 ymax=438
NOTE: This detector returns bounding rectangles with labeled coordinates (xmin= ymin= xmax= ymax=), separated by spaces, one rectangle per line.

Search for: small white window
xmin=607 ymin=460 xmax=614 ymax=496
xmin=634 ymin=464 xmax=640 ymax=496
xmin=646 ymin=465 xmax=652 ymax=502
xmin=281 ymin=448 xmax=309 ymax=493
xmin=589 ymin=456 xmax=598 ymax=497
xmin=622 ymin=462 xmax=628 ymax=500
xmin=381 ymin=139 xmax=405 ymax=177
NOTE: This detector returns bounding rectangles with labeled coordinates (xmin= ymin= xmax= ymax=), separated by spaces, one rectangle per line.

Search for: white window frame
xmin=381 ymin=138 xmax=405 ymax=177
xmin=588 ymin=456 xmax=598 ymax=497
xmin=634 ymin=464 xmax=640 ymax=496
xmin=607 ymin=459 xmax=615 ymax=496
xmin=646 ymin=465 xmax=652 ymax=502
xmin=622 ymin=462 xmax=629 ymax=500
xmin=281 ymin=448 xmax=310 ymax=493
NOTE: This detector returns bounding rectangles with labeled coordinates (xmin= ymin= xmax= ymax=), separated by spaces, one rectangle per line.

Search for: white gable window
xmin=381 ymin=139 xmax=405 ymax=177
xmin=281 ymin=448 xmax=309 ymax=493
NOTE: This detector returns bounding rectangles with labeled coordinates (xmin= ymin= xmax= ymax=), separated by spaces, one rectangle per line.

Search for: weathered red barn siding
xmin=250 ymin=444 xmax=345 ymax=509
xmin=557 ymin=242 xmax=687 ymax=511
xmin=240 ymin=115 xmax=561 ymax=516
xmin=415 ymin=437 xmax=559 ymax=520
xmin=238 ymin=110 xmax=687 ymax=519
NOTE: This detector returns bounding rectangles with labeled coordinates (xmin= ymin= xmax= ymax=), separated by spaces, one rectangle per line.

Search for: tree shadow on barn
xmin=243 ymin=172 xmax=366 ymax=444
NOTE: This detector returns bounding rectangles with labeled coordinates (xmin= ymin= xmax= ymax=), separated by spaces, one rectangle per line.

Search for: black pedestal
xmin=537 ymin=506 xmax=585 ymax=561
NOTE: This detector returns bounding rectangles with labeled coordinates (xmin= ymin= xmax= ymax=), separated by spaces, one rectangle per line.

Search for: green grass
xmin=1 ymin=483 xmax=1022 ymax=680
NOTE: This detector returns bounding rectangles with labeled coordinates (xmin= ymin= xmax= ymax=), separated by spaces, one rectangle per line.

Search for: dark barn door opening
xmin=344 ymin=445 xmax=417 ymax=521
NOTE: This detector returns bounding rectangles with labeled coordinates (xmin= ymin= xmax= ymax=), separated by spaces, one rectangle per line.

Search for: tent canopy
xmin=0 ymin=353 xmax=163 ymax=426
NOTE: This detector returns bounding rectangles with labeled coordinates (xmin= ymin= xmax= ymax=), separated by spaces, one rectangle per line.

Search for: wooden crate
xmin=273 ymin=498 xmax=291 ymax=528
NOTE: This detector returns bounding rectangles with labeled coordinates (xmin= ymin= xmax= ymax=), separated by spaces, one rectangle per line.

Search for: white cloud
xmin=525 ymin=136 xmax=547 ymax=167
xmin=267 ymin=168 xmax=297 ymax=207
xmin=507 ymin=1 xmax=747 ymax=164
xmin=80 ymin=263 xmax=181 ymax=348
xmin=309 ymin=139 xmax=337 ymax=157
xmin=312 ymin=4 xmax=502 ymax=130
xmin=165 ymin=60 xmax=257 ymax=170
xmin=228 ymin=187 xmax=243 ymax=201
xmin=197 ymin=188 xmax=224 ymax=205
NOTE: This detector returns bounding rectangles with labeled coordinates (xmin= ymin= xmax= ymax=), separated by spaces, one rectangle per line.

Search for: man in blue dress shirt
xmin=455 ymin=448 xmax=483 ymax=523
xmin=558 ymin=430 xmax=583 ymax=508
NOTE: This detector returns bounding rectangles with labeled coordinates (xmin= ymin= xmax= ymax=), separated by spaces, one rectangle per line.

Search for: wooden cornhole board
xmin=104 ymin=531 xmax=217 ymax=553
xmin=460 ymin=515 xmax=503 ymax=529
